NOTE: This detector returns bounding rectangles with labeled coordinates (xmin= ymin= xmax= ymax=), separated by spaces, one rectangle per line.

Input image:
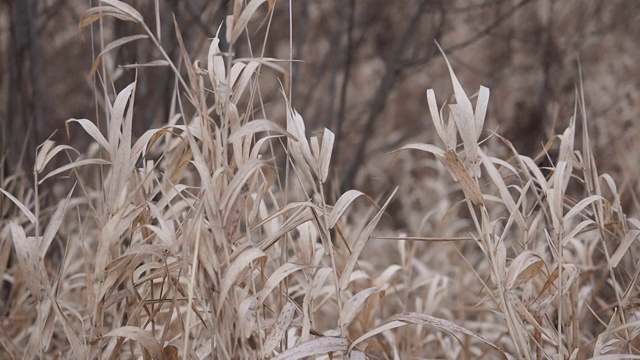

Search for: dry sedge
xmin=2 ymin=1 xmax=640 ymax=359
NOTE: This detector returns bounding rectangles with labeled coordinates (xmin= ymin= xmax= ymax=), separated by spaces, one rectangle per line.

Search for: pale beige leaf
xmin=130 ymin=126 xmax=175 ymax=162
xmin=95 ymin=205 xmax=143 ymax=282
xmin=318 ymin=128 xmax=335 ymax=183
xmin=374 ymin=265 xmax=402 ymax=286
xmin=444 ymin=150 xmax=484 ymax=206
xmin=0 ymin=187 xmax=36 ymax=224
xmin=504 ymin=250 xmax=545 ymax=289
xmin=217 ymin=247 xmax=266 ymax=314
xmin=340 ymin=286 xmax=384 ymax=329
xmin=259 ymin=207 xmax=315 ymax=251
xmin=287 ymin=108 xmax=316 ymax=171
xmin=231 ymin=61 xmax=260 ymax=103
xmin=600 ymin=173 xmax=622 ymax=210
xmin=120 ymin=60 xmax=169 ymax=68
xmin=308 ymin=270 xmax=332 ymax=307
xmin=233 ymin=57 xmax=289 ymax=76
xmin=263 ymin=302 xmax=297 ymax=357
xmin=35 ymin=140 xmax=55 ymax=173
xmin=10 ymin=223 xmax=43 ymax=298
xmin=38 ymin=158 xmax=111 ymax=184
xmin=66 ymin=118 xmax=110 ymax=151
xmin=310 ymin=136 xmax=320 ymax=164
xmin=221 ymin=159 xmax=264 ymax=221
xmin=479 ymin=149 xmax=524 ymax=227
xmin=562 ymin=219 xmax=595 ymax=246
xmin=436 ymin=41 xmax=481 ymax=176
xmin=339 ymin=188 xmax=397 ymax=290
xmin=41 ymin=187 xmax=74 ymax=258
xmin=256 ymin=262 xmax=305 ymax=307
xmin=273 ymin=337 xmax=349 ymax=360
xmin=350 ymin=312 xmax=504 ymax=354
xmin=449 ymin=104 xmax=480 ymax=177
xmin=103 ymin=326 xmax=162 ymax=359
xmin=91 ymin=34 xmax=148 ymax=75
xmin=328 ymin=190 xmax=367 ymax=229
xmin=302 ymin=267 xmax=332 ymax=341
xmin=37 ymin=144 xmax=78 ymax=174
xmin=100 ymin=0 xmax=144 ymax=22
xmin=229 ymin=62 xmax=246 ymax=89
xmin=108 ymin=82 xmax=135 ymax=153
xmin=549 ymin=161 xmax=568 ymax=232
xmin=80 ymin=7 xmax=131 ymax=30
xmin=426 ymin=89 xmax=446 ymax=146
xmin=49 ymin=298 xmax=87 ymax=359
xmin=230 ymin=0 xmax=268 ymax=43
xmin=564 ymin=195 xmax=604 ymax=224
xmin=611 ymin=230 xmax=640 ymax=268
xmin=208 ymin=36 xmax=226 ymax=90
xmin=396 ymin=143 xmax=446 ymax=158
xmin=474 ymin=86 xmax=490 ymax=138
xmin=228 ymin=119 xmax=295 ymax=143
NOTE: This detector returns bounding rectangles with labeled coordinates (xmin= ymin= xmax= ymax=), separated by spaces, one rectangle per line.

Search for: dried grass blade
xmin=287 ymin=107 xmax=315 ymax=171
xmin=396 ymin=143 xmax=446 ymax=158
xmin=207 ymin=36 xmax=226 ymax=91
xmin=548 ymin=161 xmax=568 ymax=233
xmin=91 ymin=34 xmax=148 ymax=76
xmin=121 ymin=60 xmax=169 ymax=68
xmin=37 ymin=144 xmax=78 ymax=174
xmin=80 ymin=7 xmax=129 ymax=31
xmin=231 ymin=62 xmax=260 ymax=103
xmin=610 ymin=230 xmax=640 ymax=268
xmin=350 ymin=312 xmax=505 ymax=355
xmin=317 ymin=128 xmax=335 ymax=183
xmin=259 ymin=207 xmax=315 ymax=252
xmin=230 ymin=0 xmax=268 ymax=43
xmin=48 ymin=298 xmax=86 ymax=359
xmin=100 ymin=0 xmax=144 ymax=22
xmin=10 ymin=223 xmax=44 ymax=298
xmin=479 ymin=149 xmax=524 ymax=226
xmin=504 ymin=250 xmax=545 ymax=289
xmin=273 ymin=337 xmax=349 ymax=360
xmin=436 ymin=41 xmax=481 ymax=176
xmin=35 ymin=140 xmax=55 ymax=172
xmin=228 ymin=119 xmax=295 ymax=143
xmin=38 ymin=158 xmax=111 ymax=184
xmin=328 ymin=190 xmax=369 ymax=229
xmin=563 ymin=195 xmax=603 ymax=224
xmin=1 ymin=187 xmax=36 ymax=224
xmin=339 ymin=187 xmax=397 ymax=290
xmin=444 ymin=150 xmax=484 ymax=206
xmin=339 ymin=286 xmax=384 ymax=329
xmin=66 ymin=118 xmax=110 ymax=151
xmin=256 ymin=262 xmax=305 ymax=307
xmin=302 ymin=267 xmax=333 ymax=340
xmin=220 ymin=159 xmax=263 ymax=220
xmin=263 ymin=302 xmax=297 ymax=357
xmin=103 ymin=326 xmax=163 ymax=359
xmin=426 ymin=89 xmax=448 ymax=147
xmin=475 ymin=86 xmax=490 ymax=138
xmin=41 ymin=186 xmax=74 ymax=258
xmin=217 ymin=247 xmax=266 ymax=314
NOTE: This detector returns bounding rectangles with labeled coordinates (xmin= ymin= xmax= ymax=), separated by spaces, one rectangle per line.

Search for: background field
xmin=1 ymin=1 xmax=640 ymax=359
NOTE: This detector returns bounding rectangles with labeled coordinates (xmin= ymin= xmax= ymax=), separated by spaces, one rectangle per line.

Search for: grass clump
xmin=1 ymin=1 xmax=639 ymax=359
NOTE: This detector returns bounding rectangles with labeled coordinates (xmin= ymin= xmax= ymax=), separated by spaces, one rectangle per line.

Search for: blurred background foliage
xmin=1 ymin=0 xmax=638 ymax=201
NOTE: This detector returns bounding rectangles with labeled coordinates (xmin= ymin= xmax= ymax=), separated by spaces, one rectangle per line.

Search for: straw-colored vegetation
xmin=2 ymin=1 xmax=640 ymax=359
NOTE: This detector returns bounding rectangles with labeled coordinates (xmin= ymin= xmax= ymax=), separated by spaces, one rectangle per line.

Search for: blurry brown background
xmin=1 ymin=0 xmax=639 ymax=197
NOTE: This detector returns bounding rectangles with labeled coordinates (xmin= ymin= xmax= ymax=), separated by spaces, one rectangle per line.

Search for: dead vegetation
xmin=1 ymin=0 xmax=640 ymax=359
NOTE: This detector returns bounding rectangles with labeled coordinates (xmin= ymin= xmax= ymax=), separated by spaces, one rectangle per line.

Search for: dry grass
xmin=1 ymin=1 xmax=640 ymax=359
